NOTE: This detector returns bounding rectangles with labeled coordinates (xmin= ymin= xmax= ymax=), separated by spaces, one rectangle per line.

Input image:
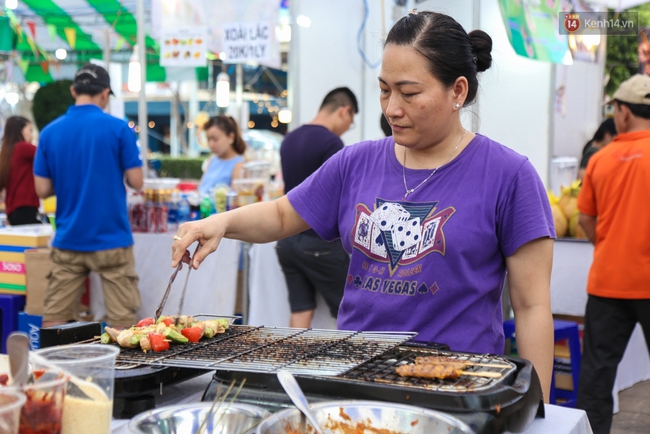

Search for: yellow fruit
xmin=569 ymin=211 xmax=588 ymax=239
xmin=551 ymin=204 xmax=568 ymax=238
xmin=558 ymin=180 xmax=582 ymax=219
xmin=559 ymin=195 xmax=578 ymax=220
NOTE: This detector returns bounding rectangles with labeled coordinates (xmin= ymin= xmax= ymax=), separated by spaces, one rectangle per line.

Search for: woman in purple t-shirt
xmin=171 ymin=10 xmax=554 ymax=402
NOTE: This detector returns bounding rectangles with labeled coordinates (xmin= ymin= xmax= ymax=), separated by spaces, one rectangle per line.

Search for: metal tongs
xmin=154 ymin=243 xmax=200 ymax=323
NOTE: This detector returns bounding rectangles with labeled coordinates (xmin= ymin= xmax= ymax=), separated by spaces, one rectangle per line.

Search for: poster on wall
xmin=498 ymin=0 xmax=570 ymax=64
xmin=160 ymin=27 xmax=208 ymax=67
xmin=151 ymin=0 xmax=281 ymax=69
xmin=222 ymin=21 xmax=272 ymax=64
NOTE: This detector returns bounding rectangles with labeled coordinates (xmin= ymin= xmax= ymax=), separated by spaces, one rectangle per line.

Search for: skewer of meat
xmin=395 ymin=363 xmax=503 ymax=379
xmin=414 ymin=356 xmax=511 ymax=369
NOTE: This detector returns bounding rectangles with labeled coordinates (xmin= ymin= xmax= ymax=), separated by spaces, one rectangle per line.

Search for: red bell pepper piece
xmin=148 ymin=333 xmax=170 ymax=352
xmin=162 ymin=317 xmax=174 ymax=327
xmin=136 ymin=317 xmax=155 ymax=328
xmin=181 ymin=327 xmax=202 ymax=343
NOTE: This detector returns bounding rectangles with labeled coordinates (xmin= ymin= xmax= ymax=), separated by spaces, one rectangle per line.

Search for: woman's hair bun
xmin=468 ymin=30 xmax=493 ymax=73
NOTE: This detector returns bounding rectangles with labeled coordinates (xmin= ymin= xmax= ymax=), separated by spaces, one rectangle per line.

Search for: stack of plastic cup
xmin=0 ymin=388 xmax=26 ymax=434
xmin=34 ymin=344 xmax=119 ymax=434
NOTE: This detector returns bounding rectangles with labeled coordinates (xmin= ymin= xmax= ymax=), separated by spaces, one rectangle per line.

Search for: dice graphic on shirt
xmin=391 ymin=217 xmax=422 ymax=252
xmin=370 ymin=203 xmax=410 ymax=231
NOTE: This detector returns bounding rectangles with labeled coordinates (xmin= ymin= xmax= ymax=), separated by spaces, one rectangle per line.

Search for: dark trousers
xmin=8 ymin=206 xmax=43 ymax=225
xmin=276 ymin=233 xmax=349 ymax=318
xmin=577 ymin=295 xmax=650 ymax=434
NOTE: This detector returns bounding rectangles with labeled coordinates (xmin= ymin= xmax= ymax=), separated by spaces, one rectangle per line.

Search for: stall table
xmin=89 ymin=233 xmax=241 ymax=321
xmin=248 ymin=241 xmax=337 ymax=329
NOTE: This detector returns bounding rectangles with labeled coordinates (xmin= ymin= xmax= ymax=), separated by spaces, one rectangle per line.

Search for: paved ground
xmin=611 ymin=379 xmax=650 ymax=434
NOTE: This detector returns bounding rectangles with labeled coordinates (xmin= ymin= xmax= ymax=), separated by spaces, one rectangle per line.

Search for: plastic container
xmin=550 ymin=157 xmax=578 ymax=197
xmin=0 ymin=388 xmax=26 ymax=434
xmin=243 ymin=161 xmax=271 ymax=181
xmin=233 ymin=178 xmax=266 ymax=206
xmin=35 ymin=344 xmax=119 ymax=434
xmin=17 ymin=370 xmax=69 ymax=434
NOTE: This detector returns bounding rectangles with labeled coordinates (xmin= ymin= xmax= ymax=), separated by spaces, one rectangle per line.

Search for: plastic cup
xmin=0 ymin=388 xmax=26 ymax=434
xmin=18 ymin=371 xmax=68 ymax=434
xmin=35 ymin=345 xmax=119 ymax=434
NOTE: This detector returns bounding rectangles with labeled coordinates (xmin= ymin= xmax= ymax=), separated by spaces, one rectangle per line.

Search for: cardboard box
xmin=24 ymin=248 xmax=52 ymax=315
xmin=18 ymin=312 xmax=42 ymax=350
xmin=0 ymin=224 xmax=52 ymax=248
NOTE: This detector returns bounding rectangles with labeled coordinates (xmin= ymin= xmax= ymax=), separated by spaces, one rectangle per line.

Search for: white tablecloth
xmin=551 ymin=239 xmax=650 ymax=412
xmin=89 ymin=234 xmax=241 ymax=321
xmin=248 ymin=241 xmax=337 ymax=329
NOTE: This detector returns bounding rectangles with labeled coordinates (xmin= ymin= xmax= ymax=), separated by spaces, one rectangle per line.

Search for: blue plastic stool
xmin=503 ymin=318 xmax=581 ymax=407
xmin=0 ymin=294 xmax=26 ymax=354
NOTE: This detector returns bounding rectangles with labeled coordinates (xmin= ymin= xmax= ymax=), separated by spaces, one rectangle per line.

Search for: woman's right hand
xmin=171 ymin=214 xmax=226 ymax=270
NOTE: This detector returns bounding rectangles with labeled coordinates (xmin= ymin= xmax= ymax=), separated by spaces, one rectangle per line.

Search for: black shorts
xmin=8 ymin=206 xmax=43 ymax=225
xmin=275 ymin=233 xmax=350 ymax=318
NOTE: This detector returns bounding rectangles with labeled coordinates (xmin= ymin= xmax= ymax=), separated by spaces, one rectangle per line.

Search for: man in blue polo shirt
xmin=34 ymin=63 xmax=144 ymax=329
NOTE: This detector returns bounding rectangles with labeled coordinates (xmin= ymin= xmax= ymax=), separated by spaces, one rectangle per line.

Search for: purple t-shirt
xmin=287 ymin=134 xmax=554 ymax=354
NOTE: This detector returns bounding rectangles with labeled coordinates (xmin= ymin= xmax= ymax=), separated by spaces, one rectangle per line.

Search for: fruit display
xmin=547 ymin=180 xmax=588 ymax=240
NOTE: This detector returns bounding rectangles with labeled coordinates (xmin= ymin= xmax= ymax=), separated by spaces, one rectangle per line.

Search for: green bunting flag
xmin=47 ymin=24 xmax=57 ymax=41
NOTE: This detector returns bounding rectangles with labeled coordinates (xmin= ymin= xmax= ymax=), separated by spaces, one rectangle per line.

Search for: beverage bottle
xmin=177 ymin=193 xmax=191 ymax=225
xmin=200 ymin=194 xmax=213 ymax=219
xmin=145 ymin=189 xmax=157 ymax=233
xmin=167 ymin=189 xmax=180 ymax=233
xmin=187 ymin=191 xmax=201 ymax=221
xmin=157 ymin=190 xmax=169 ymax=233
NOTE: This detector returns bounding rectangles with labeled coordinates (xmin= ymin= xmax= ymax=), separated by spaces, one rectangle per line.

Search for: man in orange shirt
xmin=576 ymin=74 xmax=650 ymax=434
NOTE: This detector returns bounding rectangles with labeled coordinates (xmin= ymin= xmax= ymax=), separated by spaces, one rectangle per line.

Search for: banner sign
xmin=222 ymin=21 xmax=272 ymax=64
xmin=160 ymin=27 xmax=208 ymax=67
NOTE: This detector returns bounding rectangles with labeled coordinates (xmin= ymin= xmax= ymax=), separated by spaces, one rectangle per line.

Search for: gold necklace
xmin=402 ymin=129 xmax=466 ymax=200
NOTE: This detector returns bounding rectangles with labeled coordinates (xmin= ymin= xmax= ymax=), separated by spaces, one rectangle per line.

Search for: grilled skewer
xmin=396 ymin=363 xmax=503 ymax=379
xmin=414 ymin=356 xmax=511 ymax=369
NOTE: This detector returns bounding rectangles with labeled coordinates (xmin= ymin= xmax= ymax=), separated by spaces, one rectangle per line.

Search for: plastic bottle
xmin=186 ymin=192 xmax=201 ymax=221
xmin=177 ymin=193 xmax=191 ymax=225
xmin=157 ymin=190 xmax=169 ymax=233
xmin=167 ymin=189 xmax=180 ymax=233
xmin=200 ymin=194 xmax=214 ymax=219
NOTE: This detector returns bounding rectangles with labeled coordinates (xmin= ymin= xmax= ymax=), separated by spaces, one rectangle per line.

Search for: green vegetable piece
xmin=203 ymin=325 xmax=216 ymax=339
xmin=100 ymin=332 xmax=112 ymax=344
xmin=130 ymin=334 xmax=144 ymax=346
xmin=215 ymin=318 xmax=230 ymax=330
xmin=163 ymin=327 xmax=189 ymax=344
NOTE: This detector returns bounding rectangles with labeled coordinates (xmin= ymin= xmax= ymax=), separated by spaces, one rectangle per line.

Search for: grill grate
xmin=110 ymin=325 xmax=415 ymax=376
xmin=341 ymin=346 xmax=517 ymax=393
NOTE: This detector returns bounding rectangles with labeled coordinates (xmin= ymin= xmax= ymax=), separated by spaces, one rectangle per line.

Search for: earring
xmin=454 ymin=103 xmax=461 ymax=109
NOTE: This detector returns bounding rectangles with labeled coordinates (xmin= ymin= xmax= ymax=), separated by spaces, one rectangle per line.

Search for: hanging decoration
xmin=16 ymin=56 xmax=29 ymax=74
xmin=114 ymin=35 xmax=125 ymax=51
xmin=25 ymin=19 xmax=36 ymax=38
xmin=40 ymin=60 xmax=50 ymax=74
xmin=47 ymin=24 xmax=57 ymax=41
xmin=64 ymin=27 xmax=76 ymax=49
